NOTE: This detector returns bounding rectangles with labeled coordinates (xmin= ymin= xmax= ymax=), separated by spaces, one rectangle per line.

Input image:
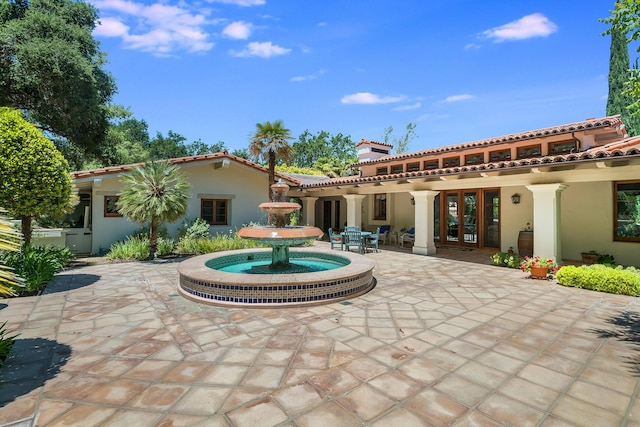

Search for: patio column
xmin=525 ymin=183 xmax=568 ymax=262
xmin=343 ymin=194 xmax=366 ymax=228
xmin=299 ymin=197 xmax=318 ymax=226
xmin=410 ymin=190 xmax=440 ymax=255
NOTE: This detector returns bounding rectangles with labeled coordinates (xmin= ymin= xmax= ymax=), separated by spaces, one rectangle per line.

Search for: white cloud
xmin=231 ymin=41 xmax=291 ymax=58
xmin=95 ymin=17 xmax=129 ymax=37
xmin=464 ymin=43 xmax=481 ymax=50
xmin=222 ymin=21 xmax=252 ymax=39
xmin=442 ymin=94 xmax=474 ymax=103
xmin=416 ymin=113 xmax=449 ymax=122
xmin=341 ymin=92 xmax=407 ymax=105
xmin=207 ymin=0 xmax=265 ymax=6
xmin=393 ymin=102 xmax=421 ymax=111
xmin=483 ymin=13 xmax=557 ymax=42
xmin=91 ymin=0 xmax=214 ymax=55
xmin=291 ymin=69 xmax=326 ymax=82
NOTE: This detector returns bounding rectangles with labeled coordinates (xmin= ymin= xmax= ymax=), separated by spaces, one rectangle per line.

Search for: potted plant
xmin=520 ymin=256 xmax=560 ymax=280
xmin=581 ymin=250 xmax=599 ymax=265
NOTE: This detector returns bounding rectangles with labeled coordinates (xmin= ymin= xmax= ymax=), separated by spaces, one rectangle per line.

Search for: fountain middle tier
xmin=236 ymin=225 xmax=324 ymax=271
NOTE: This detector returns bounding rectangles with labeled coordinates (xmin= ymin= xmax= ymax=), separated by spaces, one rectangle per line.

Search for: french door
xmin=435 ymin=189 xmax=499 ymax=248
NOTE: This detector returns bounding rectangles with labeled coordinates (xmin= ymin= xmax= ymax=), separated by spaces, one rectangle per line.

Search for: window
xmin=443 ymin=157 xmax=460 ymax=168
xmin=376 ymin=166 xmax=388 ymax=176
xmin=517 ymin=145 xmax=541 ymax=159
xmin=465 ymin=153 xmax=484 ymax=165
xmin=614 ymin=181 xmax=640 ymax=241
xmin=549 ymin=141 xmax=577 ymax=155
xmin=407 ymin=162 xmax=420 ymax=172
xmin=374 ymin=194 xmax=387 ymax=220
xmin=424 ymin=160 xmax=439 ymax=170
xmin=490 ymin=149 xmax=511 ymax=162
xmin=372 ymin=147 xmax=389 ymax=154
xmin=390 ymin=164 xmax=404 ymax=174
xmin=201 ymin=199 xmax=228 ymax=225
xmin=104 ymin=196 xmax=122 ymax=217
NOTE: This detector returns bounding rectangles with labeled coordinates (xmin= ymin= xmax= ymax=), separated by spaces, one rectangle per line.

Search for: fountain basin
xmin=177 ymin=247 xmax=376 ymax=308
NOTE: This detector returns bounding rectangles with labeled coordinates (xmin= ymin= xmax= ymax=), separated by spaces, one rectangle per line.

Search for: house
xmin=66 ymin=153 xmax=300 ymax=255
xmin=63 ymin=115 xmax=640 ymax=267
xmin=287 ymin=115 xmax=640 ymax=267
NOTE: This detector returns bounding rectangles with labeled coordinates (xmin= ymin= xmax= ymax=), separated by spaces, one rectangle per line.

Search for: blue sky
xmin=90 ymin=0 xmax=625 ymax=154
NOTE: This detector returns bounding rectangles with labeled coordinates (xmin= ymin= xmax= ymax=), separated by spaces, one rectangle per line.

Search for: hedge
xmin=556 ymin=265 xmax=640 ymax=296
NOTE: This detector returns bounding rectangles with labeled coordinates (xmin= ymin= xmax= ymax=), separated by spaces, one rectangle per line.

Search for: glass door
xmin=462 ymin=192 xmax=477 ymax=244
xmin=443 ymin=190 xmax=479 ymax=247
xmin=446 ymin=193 xmax=459 ymax=243
xmin=483 ymin=189 xmax=500 ymax=247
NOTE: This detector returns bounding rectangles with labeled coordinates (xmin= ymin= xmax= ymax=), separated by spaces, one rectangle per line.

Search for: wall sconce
xmin=410 ymin=197 xmax=415 ymax=205
xmin=511 ymin=193 xmax=521 ymax=205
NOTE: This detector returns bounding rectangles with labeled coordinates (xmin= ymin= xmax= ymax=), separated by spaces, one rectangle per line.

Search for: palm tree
xmin=117 ymin=162 xmax=190 ymax=259
xmin=0 ymin=208 xmax=22 ymax=295
xmin=249 ymin=120 xmax=294 ymax=206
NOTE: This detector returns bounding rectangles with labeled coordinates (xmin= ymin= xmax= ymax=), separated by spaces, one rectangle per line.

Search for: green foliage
xmin=556 ymin=264 xmax=640 ymax=296
xmin=117 ymin=161 xmax=190 ymax=258
xmin=291 ymin=130 xmax=356 ymax=169
xmin=106 ymin=236 xmax=150 ymax=261
xmin=178 ymin=218 xmax=211 ymax=240
xmin=176 ymin=232 xmax=262 ymax=255
xmin=606 ymin=27 xmax=640 ymax=136
xmin=0 ymin=208 xmax=22 ymax=296
xmin=384 ymin=123 xmax=417 ymax=154
xmin=0 ymin=108 xmax=75 ymax=243
xmin=490 ymin=252 xmax=523 ymax=269
xmin=0 ymin=321 xmax=18 ymax=369
xmin=313 ymin=156 xmax=358 ymax=178
xmin=275 ymin=164 xmax=325 ymax=176
xmin=0 ymin=244 xmax=74 ymax=296
xmin=602 ymin=1 xmax=640 ymax=123
xmin=0 ymin=0 xmax=116 ymax=151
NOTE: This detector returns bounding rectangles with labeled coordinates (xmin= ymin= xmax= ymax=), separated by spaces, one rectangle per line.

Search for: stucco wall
xmin=88 ymin=161 xmax=270 ymax=254
xmin=561 ymin=182 xmax=640 ymax=266
xmin=501 ymin=186 xmax=534 ymax=253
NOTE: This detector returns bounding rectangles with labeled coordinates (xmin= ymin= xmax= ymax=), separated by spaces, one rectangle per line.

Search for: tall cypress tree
xmin=607 ymin=27 xmax=639 ymax=136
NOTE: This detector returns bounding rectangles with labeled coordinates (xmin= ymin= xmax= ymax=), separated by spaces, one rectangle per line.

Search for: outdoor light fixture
xmin=511 ymin=193 xmax=521 ymax=204
xmin=410 ymin=197 xmax=415 ymax=205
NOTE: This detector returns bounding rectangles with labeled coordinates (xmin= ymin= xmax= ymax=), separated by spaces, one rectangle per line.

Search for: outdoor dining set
xmin=327 ymin=225 xmax=416 ymax=254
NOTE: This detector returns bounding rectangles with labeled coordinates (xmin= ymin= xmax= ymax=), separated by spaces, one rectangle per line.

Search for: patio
xmin=1 ymin=242 xmax=639 ymax=426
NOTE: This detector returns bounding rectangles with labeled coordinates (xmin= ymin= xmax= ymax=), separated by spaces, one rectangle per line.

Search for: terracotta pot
xmin=530 ymin=266 xmax=549 ymax=280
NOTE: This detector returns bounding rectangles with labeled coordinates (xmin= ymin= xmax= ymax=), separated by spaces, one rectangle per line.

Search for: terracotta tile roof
xmin=71 ymin=152 xmax=301 ymax=185
xmin=301 ymin=136 xmax=640 ymax=189
xmin=355 ymin=139 xmax=394 ymax=148
xmin=354 ymin=115 xmax=625 ymax=166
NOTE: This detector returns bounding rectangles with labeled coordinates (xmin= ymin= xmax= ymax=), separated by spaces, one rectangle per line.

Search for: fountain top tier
xmin=236 ymin=181 xmax=323 ymax=270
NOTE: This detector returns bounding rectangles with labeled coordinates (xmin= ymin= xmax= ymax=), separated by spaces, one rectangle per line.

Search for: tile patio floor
xmin=1 ymin=242 xmax=640 ymax=426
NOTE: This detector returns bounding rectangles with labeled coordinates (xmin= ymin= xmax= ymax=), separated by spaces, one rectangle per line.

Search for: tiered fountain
xmin=177 ymin=181 xmax=375 ymax=307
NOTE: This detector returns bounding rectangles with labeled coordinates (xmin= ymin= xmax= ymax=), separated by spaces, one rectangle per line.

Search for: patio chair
xmin=400 ymin=227 xmax=415 ymax=247
xmin=365 ymin=227 xmax=380 ymax=253
xmin=344 ymin=225 xmax=360 ymax=232
xmin=343 ymin=229 xmax=364 ymax=254
xmin=378 ymin=225 xmax=391 ymax=245
xmin=327 ymin=228 xmax=343 ymax=250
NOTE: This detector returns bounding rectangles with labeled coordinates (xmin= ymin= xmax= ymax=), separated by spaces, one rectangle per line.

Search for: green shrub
xmin=556 ymin=264 xmax=640 ymax=296
xmin=490 ymin=252 xmax=523 ymax=269
xmin=106 ymin=236 xmax=176 ymax=260
xmin=0 ymin=321 xmax=18 ymax=368
xmin=177 ymin=231 xmax=263 ymax=255
xmin=106 ymin=236 xmax=150 ymax=261
xmin=178 ymin=218 xmax=211 ymax=240
xmin=156 ymin=237 xmax=176 ymax=256
xmin=0 ymin=245 xmax=74 ymax=296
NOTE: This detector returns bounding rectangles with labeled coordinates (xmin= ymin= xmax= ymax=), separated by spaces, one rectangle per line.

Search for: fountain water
xmin=177 ymin=181 xmax=375 ymax=307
